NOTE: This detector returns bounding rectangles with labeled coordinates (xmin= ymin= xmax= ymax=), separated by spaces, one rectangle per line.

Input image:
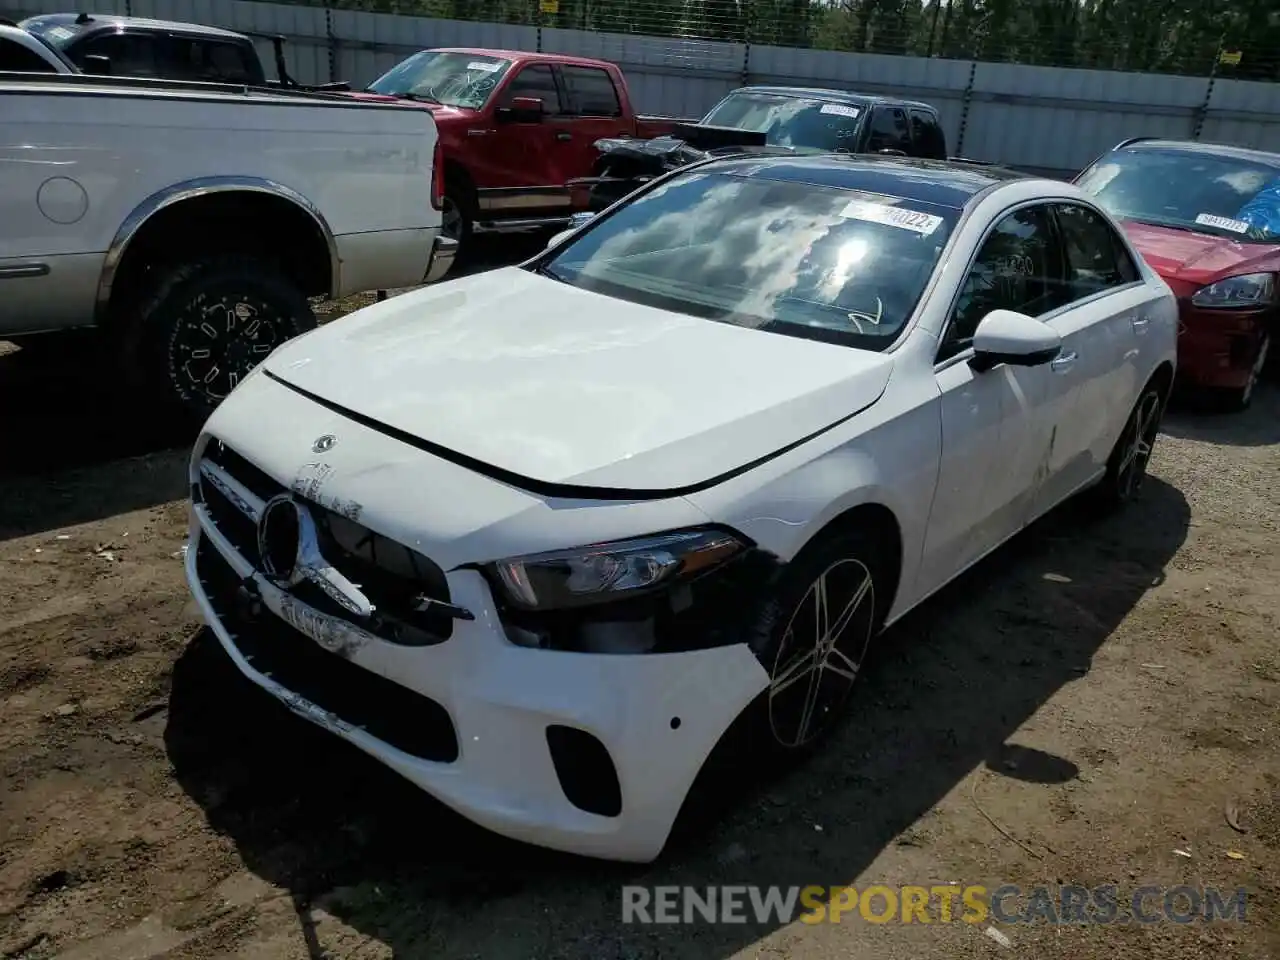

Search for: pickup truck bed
xmin=0 ymin=71 xmax=453 ymax=421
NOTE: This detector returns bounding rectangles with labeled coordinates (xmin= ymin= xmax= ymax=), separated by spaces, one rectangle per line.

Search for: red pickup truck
xmin=347 ymin=48 xmax=682 ymax=250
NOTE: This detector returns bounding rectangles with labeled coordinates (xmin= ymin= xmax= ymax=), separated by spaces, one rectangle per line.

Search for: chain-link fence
xmin=264 ymin=0 xmax=1280 ymax=81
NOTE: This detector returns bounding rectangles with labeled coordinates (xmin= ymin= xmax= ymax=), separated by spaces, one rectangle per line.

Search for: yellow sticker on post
xmin=840 ymin=199 xmax=943 ymax=236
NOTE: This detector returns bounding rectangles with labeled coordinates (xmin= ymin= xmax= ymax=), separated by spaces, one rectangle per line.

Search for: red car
xmin=1075 ymin=138 xmax=1279 ymax=409
xmin=346 ymin=48 xmax=680 ymax=249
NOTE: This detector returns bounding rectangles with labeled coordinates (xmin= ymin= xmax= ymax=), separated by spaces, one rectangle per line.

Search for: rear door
xmin=1032 ymin=201 xmax=1151 ymax=513
xmin=553 ymin=64 xmax=632 ymax=180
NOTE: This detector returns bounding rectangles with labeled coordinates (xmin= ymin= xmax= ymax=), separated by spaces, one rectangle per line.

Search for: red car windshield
xmin=1077 ymin=145 xmax=1280 ymax=243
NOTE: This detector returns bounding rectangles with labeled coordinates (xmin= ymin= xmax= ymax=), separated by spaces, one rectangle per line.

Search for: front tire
xmin=441 ymin=174 xmax=475 ymax=254
xmin=744 ymin=529 xmax=888 ymax=760
xmin=1221 ymin=331 xmax=1269 ymax=412
xmin=120 ymin=256 xmax=316 ymax=424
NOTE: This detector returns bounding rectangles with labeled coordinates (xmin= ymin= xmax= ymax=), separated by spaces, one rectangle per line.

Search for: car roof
xmin=728 ymin=85 xmax=938 ymax=113
xmin=1120 ymin=138 xmax=1280 ymax=168
xmin=425 ymin=47 xmax=616 ymax=69
xmin=699 ymin=154 xmax=1030 ymax=209
xmin=20 ymin=13 xmax=248 ymax=41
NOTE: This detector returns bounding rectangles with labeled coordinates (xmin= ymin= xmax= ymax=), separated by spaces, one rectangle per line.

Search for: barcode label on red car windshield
xmin=1195 ymin=213 xmax=1249 ymax=234
xmin=840 ymin=199 xmax=943 ymax=236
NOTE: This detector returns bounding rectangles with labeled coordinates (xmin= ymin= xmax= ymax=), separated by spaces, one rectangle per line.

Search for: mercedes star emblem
xmin=312 ymin=434 xmax=337 ymax=454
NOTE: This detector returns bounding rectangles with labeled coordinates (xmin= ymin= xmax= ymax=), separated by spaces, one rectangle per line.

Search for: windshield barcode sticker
xmin=467 ymin=61 xmax=504 ymax=72
xmin=1195 ymin=213 xmax=1249 ymax=234
xmin=820 ymin=103 xmax=861 ymax=119
xmin=840 ymin=199 xmax=943 ymax=236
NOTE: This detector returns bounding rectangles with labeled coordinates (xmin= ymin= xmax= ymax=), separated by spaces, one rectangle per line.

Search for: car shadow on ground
xmin=165 ymin=477 xmax=1190 ymax=958
xmin=0 ymin=236 xmax=544 ymax=543
xmin=1162 ymin=378 xmax=1280 ymax=447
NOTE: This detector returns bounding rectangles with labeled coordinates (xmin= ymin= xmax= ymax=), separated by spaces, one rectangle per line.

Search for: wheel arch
xmin=95 ymin=176 xmax=340 ymax=323
xmin=788 ymin=499 xmax=905 ymax=627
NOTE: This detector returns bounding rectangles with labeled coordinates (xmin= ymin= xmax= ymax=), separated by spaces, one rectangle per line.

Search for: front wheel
xmin=121 ymin=256 xmax=316 ymax=424
xmin=1221 ymin=332 xmax=1270 ymax=412
xmin=744 ymin=529 xmax=888 ymax=759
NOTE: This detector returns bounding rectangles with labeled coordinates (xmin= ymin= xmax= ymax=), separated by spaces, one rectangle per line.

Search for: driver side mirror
xmin=545 ymin=212 xmax=594 ymax=251
xmin=82 ymin=54 xmax=112 ymax=75
xmin=497 ymin=96 xmax=544 ymax=124
xmin=969 ymin=309 xmax=1061 ymax=372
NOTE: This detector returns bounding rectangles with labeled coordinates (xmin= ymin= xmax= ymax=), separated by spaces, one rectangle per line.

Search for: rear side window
xmin=1053 ymin=203 xmax=1140 ymax=300
xmin=72 ymin=32 xmax=158 ymax=76
xmin=560 ymin=65 xmax=621 ymax=117
xmin=501 ymin=63 xmax=562 ymax=116
xmin=163 ymin=37 xmax=258 ymax=84
xmin=866 ymin=106 xmax=911 ymax=153
xmin=0 ymin=36 xmax=58 ymax=72
xmin=909 ymin=109 xmax=946 ymax=159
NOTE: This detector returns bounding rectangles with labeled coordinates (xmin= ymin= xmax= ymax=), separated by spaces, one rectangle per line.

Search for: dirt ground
xmin=1 ymin=263 xmax=1278 ymax=958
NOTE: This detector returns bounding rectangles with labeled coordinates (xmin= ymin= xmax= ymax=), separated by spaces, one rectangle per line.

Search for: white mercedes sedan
xmin=184 ymin=154 xmax=1178 ymax=862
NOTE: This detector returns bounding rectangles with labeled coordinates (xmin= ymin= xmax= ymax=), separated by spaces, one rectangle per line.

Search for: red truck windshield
xmin=366 ymin=50 xmax=511 ymax=109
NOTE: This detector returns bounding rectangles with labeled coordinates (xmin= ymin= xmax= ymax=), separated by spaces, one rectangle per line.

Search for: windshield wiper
xmin=367 ymin=89 xmax=440 ymax=104
xmin=532 ymin=262 xmax=568 ymax=284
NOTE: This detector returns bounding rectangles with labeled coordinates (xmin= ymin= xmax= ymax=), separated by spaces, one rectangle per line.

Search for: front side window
xmin=944 ymin=205 xmax=1066 ymax=359
xmin=72 ymin=32 xmax=158 ymax=76
xmin=909 ymin=109 xmax=946 ymax=159
xmin=500 ymin=63 xmax=562 ymax=115
xmin=560 ymin=65 xmax=620 ymax=117
xmin=0 ymin=36 xmax=57 ymax=72
xmin=366 ymin=50 xmax=511 ymax=109
xmin=1077 ymin=145 xmax=1280 ymax=243
xmin=1053 ymin=203 xmax=1139 ymax=301
xmin=866 ymin=107 xmax=911 ymax=153
xmin=700 ymin=92 xmax=864 ymax=152
xmin=538 ymin=169 xmax=958 ymax=352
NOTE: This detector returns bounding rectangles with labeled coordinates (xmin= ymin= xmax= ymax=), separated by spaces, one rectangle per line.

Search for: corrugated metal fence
xmin=5 ymin=0 xmax=1279 ymax=177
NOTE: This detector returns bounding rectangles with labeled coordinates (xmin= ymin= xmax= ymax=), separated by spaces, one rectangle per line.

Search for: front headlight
xmin=1190 ymin=272 xmax=1276 ymax=309
xmin=484 ymin=527 xmax=748 ymax=611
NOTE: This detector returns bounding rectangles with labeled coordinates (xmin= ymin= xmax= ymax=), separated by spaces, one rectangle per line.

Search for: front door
xmin=475 ymin=63 xmax=569 ymax=219
xmin=918 ymin=204 xmax=1066 ymax=594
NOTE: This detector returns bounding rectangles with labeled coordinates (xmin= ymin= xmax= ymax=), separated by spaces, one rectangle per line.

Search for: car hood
xmin=339 ymin=90 xmax=472 ymax=120
xmin=262 ymin=268 xmax=894 ymax=494
xmin=1120 ymin=219 xmax=1280 ymax=286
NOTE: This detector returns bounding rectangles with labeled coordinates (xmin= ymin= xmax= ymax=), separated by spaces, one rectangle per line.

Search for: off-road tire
xmin=118 ymin=255 xmax=316 ymax=425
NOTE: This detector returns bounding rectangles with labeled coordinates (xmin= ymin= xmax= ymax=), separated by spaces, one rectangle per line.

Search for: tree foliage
xmin=332 ymin=0 xmax=1280 ymax=80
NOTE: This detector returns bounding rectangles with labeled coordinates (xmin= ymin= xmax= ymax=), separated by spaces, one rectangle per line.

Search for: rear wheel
xmin=120 ymin=255 xmax=316 ymax=424
xmin=1093 ymin=377 xmax=1166 ymax=509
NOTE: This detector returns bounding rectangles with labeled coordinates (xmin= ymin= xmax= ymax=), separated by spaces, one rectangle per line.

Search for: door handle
xmin=1131 ymin=315 xmax=1151 ymax=331
xmin=555 ymin=131 xmax=573 ymax=142
xmin=1050 ymin=350 xmax=1078 ymax=372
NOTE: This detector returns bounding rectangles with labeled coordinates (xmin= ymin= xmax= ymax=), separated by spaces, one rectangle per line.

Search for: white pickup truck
xmin=0 ymin=71 xmax=454 ymax=419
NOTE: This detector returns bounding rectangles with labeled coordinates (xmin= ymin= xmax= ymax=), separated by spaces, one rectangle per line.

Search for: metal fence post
xmin=1192 ymin=39 xmax=1223 ymax=140
xmin=955 ymin=60 xmax=977 ymax=156
xmin=326 ymin=7 xmax=336 ymax=85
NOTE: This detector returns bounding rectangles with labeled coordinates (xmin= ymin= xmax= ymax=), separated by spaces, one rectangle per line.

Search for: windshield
xmin=366 ymin=51 xmax=511 ymax=108
xmin=538 ymin=169 xmax=957 ymax=351
xmin=17 ymin=17 xmax=84 ymax=66
xmin=700 ymin=92 xmax=865 ymax=152
xmin=1077 ymin=146 xmax=1280 ymax=243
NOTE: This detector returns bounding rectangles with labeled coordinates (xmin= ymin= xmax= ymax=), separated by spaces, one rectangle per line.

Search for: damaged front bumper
xmin=181 ymin=380 xmax=771 ymax=862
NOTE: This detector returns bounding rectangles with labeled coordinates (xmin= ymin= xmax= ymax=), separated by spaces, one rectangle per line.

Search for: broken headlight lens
xmin=485 ymin=528 xmax=747 ymax=611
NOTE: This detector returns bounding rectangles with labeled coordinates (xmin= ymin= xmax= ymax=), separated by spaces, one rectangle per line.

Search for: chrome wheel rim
xmin=767 ymin=558 xmax=876 ymax=749
xmin=1116 ymin=389 xmax=1162 ymax=500
xmin=1242 ymin=334 xmax=1269 ymax=407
